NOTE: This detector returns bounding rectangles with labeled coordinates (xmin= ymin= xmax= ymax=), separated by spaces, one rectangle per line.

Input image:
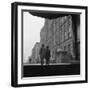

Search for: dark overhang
xmin=29 ymin=10 xmax=81 ymax=19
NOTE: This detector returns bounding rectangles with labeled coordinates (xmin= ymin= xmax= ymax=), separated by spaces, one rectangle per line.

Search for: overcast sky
xmin=23 ymin=12 xmax=45 ymax=63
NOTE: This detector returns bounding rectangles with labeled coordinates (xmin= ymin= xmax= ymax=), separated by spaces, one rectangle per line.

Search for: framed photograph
xmin=11 ymin=2 xmax=88 ymax=87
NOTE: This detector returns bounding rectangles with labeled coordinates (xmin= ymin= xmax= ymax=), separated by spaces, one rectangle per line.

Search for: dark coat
xmin=45 ymin=48 xmax=51 ymax=59
xmin=39 ymin=47 xmax=46 ymax=59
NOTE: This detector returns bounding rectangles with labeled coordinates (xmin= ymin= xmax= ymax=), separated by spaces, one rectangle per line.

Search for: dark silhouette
xmin=39 ymin=44 xmax=46 ymax=66
xmin=29 ymin=57 xmax=32 ymax=64
xmin=45 ymin=46 xmax=51 ymax=65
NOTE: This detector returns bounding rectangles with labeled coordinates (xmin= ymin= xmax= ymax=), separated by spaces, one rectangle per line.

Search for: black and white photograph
xmin=23 ymin=10 xmax=80 ymax=77
xmin=11 ymin=2 xmax=88 ymax=87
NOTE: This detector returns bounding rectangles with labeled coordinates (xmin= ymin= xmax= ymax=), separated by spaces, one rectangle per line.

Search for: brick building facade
xmin=40 ymin=15 xmax=80 ymax=63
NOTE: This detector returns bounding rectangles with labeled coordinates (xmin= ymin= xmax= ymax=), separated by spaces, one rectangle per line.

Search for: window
xmin=68 ymin=44 xmax=71 ymax=53
xmin=64 ymin=22 xmax=68 ymax=40
xmin=68 ymin=18 xmax=72 ymax=38
xmin=64 ymin=46 xmax=66 ymax=51
xmin=59 ymin=30 xmax=61 ymax=43
xmin=55 ymin=30 xmax=60 ymax=45
xmin=62 ymin=25 xmax=64 ymax=42
xmin=59 ymin=17 xmax=62 ymax=27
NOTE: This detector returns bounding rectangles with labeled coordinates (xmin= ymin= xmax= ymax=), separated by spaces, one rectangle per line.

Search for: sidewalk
xmin=24 ymin=60 xmax=80 ymax=66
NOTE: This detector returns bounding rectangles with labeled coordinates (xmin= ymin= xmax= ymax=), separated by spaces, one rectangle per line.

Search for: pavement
xmin=24 ymin=60 xmax=80 ymax=66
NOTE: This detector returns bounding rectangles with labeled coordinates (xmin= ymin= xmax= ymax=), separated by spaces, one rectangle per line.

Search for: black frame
xmin=11 ymin=2 xmax=88 ymax=87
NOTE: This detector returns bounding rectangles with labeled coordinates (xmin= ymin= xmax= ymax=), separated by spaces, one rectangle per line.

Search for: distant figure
xmin=29 ymin=57 xmax=32 ymax=64
xmin=45 ymin=46 xmax=51 ymax=65
xmin=39 ymin=44 xmax=46 ymax=66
